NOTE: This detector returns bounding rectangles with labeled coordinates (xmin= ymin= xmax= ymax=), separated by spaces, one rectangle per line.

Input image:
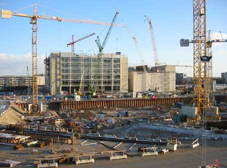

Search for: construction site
xmin=0 ymin=1 xmax=227 ymax=168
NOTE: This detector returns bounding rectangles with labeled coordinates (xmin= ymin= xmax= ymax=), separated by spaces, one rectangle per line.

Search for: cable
xmin=13 ymin=4 xmax=35 ymax=12
xmin=38 ymin=4 xmax=79 ymax=18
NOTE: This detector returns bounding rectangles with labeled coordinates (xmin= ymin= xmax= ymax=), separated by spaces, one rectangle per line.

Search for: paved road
xmin=64 ymin=141 xmax=227 ymax=168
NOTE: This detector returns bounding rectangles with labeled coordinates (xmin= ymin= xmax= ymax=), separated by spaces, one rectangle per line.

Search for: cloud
xmin=210 ymin=32 xmax=227 ymax=40
xmin=210 ymin=33 xmax=227 ymax=47
xmin=0 ymin=53 xmax=45 ymax=76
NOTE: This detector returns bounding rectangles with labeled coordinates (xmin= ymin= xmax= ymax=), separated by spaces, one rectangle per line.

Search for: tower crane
xmin=180 ymin=34 xmax=226 ymax=120
xmin=1 ymin=4 xmax=124 ymax=111
xmin=88 ymin=11 xmax=123 ymax=96
xmin=181 ymin=0 xmax=222 ymax=167
xmin=78 ymin=71 xmax=85 ymax=96
xmin=67 ymin=33 xmax=95 ymax=53
xmin=125 ymin=26 xmax=148 ymax=92
xmin=26 ymin=63 xmax=30 ymax=96
xmin=145 ymin=15 xmax=159 ymax=72
xmin=95 ymin=11 xmax=120 ymax=53
xmin=125 ymin=26 xmax=147 ymax=73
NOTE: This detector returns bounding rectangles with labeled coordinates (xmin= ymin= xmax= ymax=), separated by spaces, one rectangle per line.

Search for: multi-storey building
xmin=221 ymin=72 xmax=227 ymax=84
xmin=44 ymin=52 xmax=128 ymax=95
xmin=0 ymin=76 xmax=45 ymax=87
xmin=128 ymin=65 xmax=176 ymax=93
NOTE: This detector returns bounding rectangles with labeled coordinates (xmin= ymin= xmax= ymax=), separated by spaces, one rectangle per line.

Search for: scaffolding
xmin=48 ymin=52 xmax=127 ymax=94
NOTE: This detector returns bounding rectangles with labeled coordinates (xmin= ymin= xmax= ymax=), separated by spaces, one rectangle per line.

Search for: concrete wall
xmin=50 ymin=53 xmax=61 ymax=95
xmin=182 ymin=106 xmax=219 ymax=118
xmin=182 ymin=106 xmax=197 ymax=118
xmin=120 ymin=56 xmax=128 ymax=92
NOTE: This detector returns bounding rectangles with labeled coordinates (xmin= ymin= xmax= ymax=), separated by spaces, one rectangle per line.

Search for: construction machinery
xmin=78 ymin=71 xmax=85 ymax=96
xmin=179 ymin=0 xmax=225 ymax=121
xmin=145 ymin=15 xmax=159 ymax=72
xmin=88 ymin=11 xmax=121 ymax=96
xmin=26 ymin=62 xmax=30 ymax=96
xmin=67 ymin=33 xmax=95 ymax=53
xmin=125 ymin=26 xmax=148 ymax=92
xmin=95 ymin=11 xmax=119 ymax=53
xmin=1 ymin=4 xmax=124 ymax=111
xmin=181 ymin=0 xmax=223 ymax=166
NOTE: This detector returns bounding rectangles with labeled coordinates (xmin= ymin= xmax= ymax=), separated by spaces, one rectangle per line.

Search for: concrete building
xmin=221 ymin=72 xmax=227 ymax=84
xmin=44 ymin=52 xmax=128 ymax=95
xmin=128 ymin=65 xmax=176 ymax=93
xmin=37 ymin=76 xmax=45 ymax=86
xmin=176 ymin=73 xmax=187 ymax=85
xmin=0 ymin=75 xmax=45 ymax=88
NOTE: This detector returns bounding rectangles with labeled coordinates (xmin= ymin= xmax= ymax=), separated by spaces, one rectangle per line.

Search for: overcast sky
xmin=0 ymin=0 xmax=226 ymax=77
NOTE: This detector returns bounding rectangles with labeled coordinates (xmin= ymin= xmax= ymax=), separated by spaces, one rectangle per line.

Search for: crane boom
xmin=78 ymin=71 xmax=85 ymax=96
xmin=125 ymin=26 xmax=147 ymax=73
xmin=145 ymin=15 xmax=159 ymax=72
xmin=96 ymin=11 xmax=120 ymax=52
xmin=1 ymin=10 xmax=125 ymax=27
xmin=1 ymin=4 xmax=124 ymax=112
xmin=101 ymin=11 xmax=119 ymax=51
xmin=180 ymin=38 xmax=227 ymax=47
xmin=67 ymin=33 xmax=95 ymax=52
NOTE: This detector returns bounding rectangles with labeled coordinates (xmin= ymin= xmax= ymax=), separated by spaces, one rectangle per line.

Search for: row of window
xmin=61 ymin=80 xmax=120 ymax=86
xmin=61 ymin=57 xmax=120 ymax=63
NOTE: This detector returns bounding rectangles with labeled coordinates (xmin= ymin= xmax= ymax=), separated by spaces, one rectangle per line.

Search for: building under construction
xmin=44 ymin=52 xmax=128 ymax=95
xmin=128 ymin=65 xmax=176 ymax=93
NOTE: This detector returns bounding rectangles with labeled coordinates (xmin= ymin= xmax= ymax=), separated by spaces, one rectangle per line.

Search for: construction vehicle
xmin=67 ymin=33 xmax=95 ymax=53
xmin=1 ymin=4 xmax=123 ymax=112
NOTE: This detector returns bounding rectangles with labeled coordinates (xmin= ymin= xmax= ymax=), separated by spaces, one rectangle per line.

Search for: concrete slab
xmin=75 ymin=158 xmax=95 ymax=165
xmin=141 ymin=151 xmax=158 ymax=157
xmin=109 ymin=155 xmax=127 ymax=160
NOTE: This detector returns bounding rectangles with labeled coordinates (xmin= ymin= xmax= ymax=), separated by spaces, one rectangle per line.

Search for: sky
xmin=0 ymin=0 xmax=226 ymax=77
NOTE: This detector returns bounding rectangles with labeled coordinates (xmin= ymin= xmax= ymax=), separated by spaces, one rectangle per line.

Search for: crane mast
xmin=91 ymin=11 xmax=120 ymax=95
xmin=26 ymin=64 xmax=30 ymax=96
xmin=31 ymin=4 xmax=39 ymax=111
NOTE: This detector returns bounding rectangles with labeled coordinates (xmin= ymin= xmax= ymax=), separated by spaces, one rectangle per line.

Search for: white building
xmin=128 ymin=65 xmax=176 ymax=93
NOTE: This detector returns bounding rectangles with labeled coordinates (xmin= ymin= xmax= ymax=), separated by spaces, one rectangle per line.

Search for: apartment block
xmin=0 ymin=76 xmax=45 ymax=87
